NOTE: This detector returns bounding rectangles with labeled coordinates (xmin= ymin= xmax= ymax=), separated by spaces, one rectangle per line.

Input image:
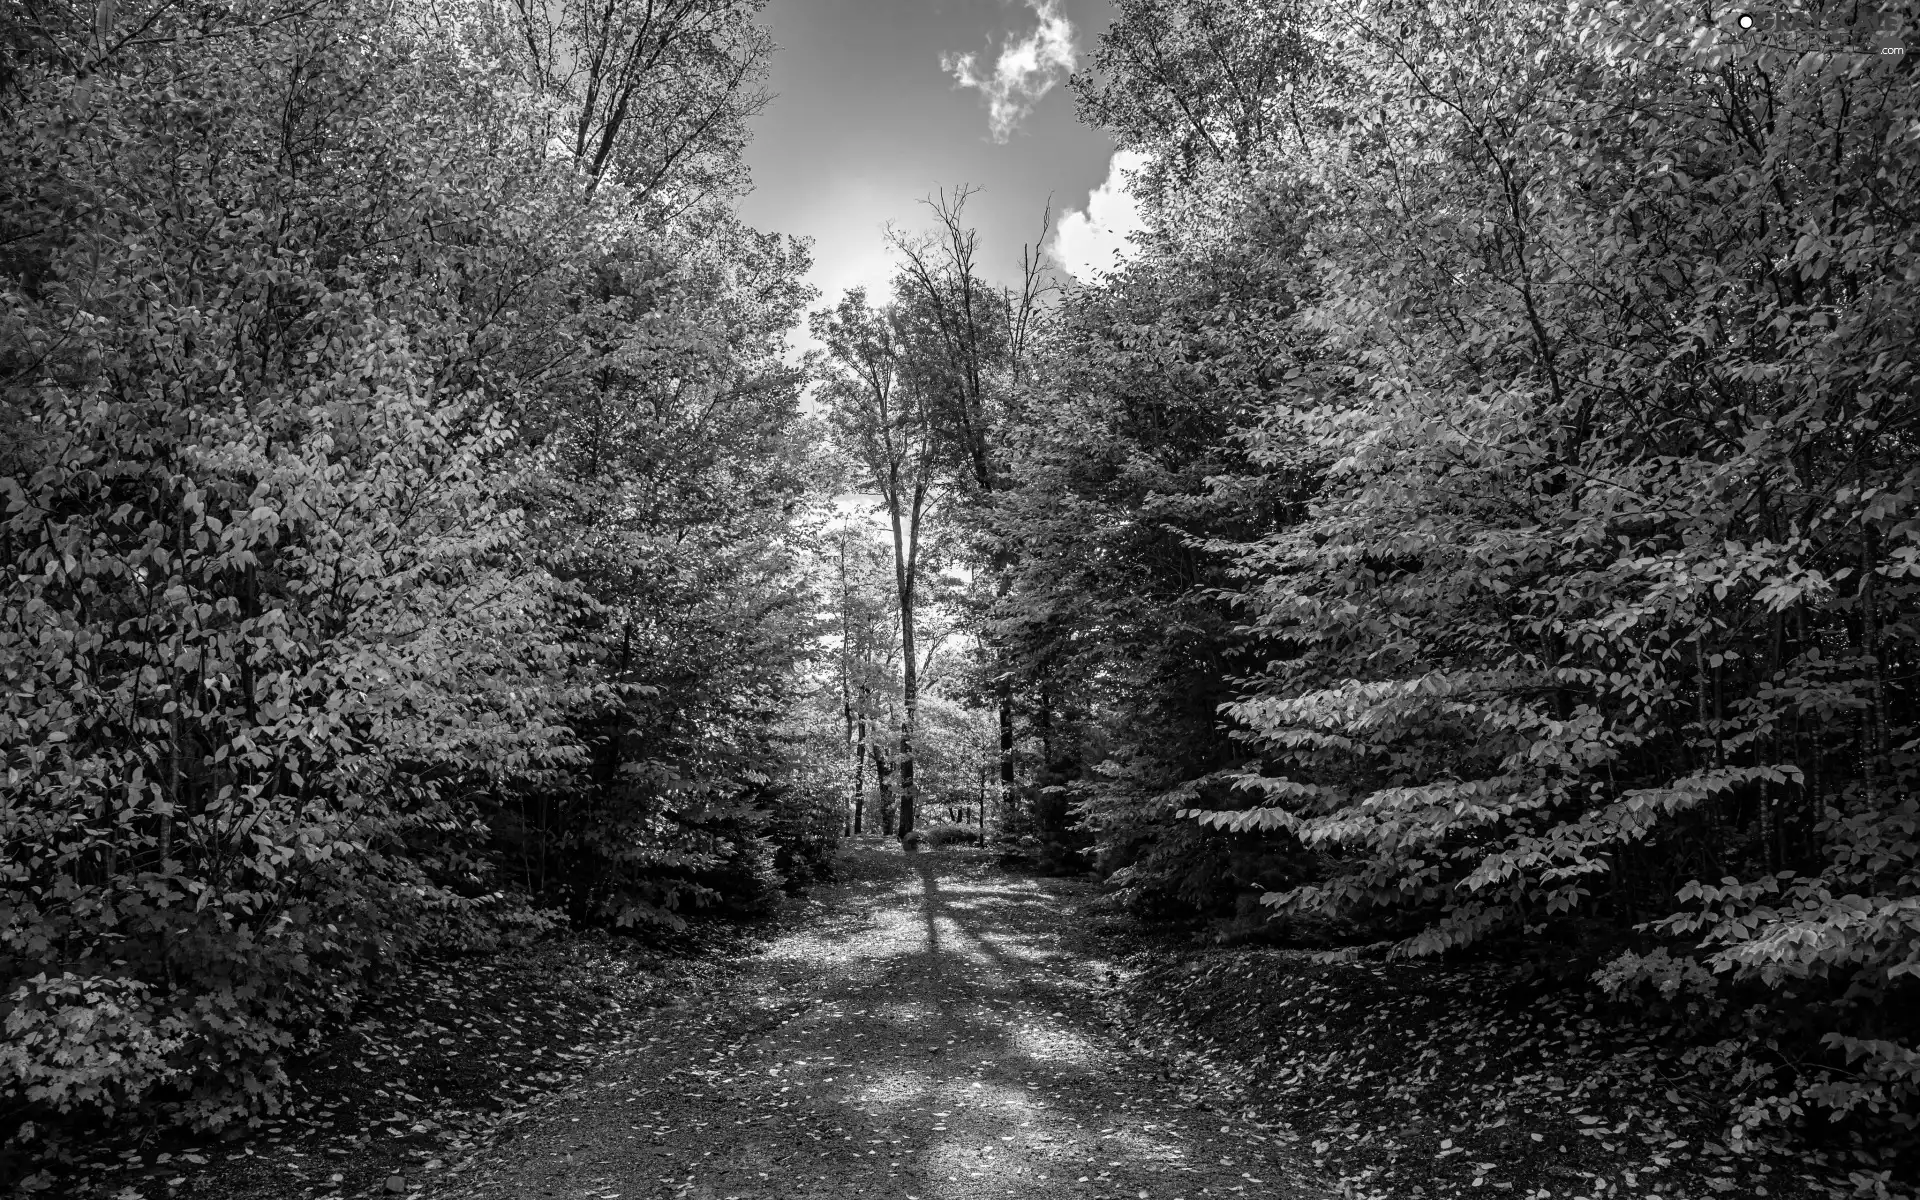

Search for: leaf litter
xmin=1092 ymin=933 xmax=1913 ymax=1200
xmin=42 ymin=921 xmax=781 ymax=1199
xmin=48 ymin=843 xmax=1909 ymax=1200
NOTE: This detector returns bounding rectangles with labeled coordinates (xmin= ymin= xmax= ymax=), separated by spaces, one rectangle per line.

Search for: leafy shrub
xmin=914 ymin=822 xmax=983 ymax=848
xmin=1598 ymin=799 xmax=1920 ymax=1133
xmin=763 ymin=785 xmax=844 ymax=890
xmin=416 ymin=891 xmax=567 ymax=956
xmin=0 ymin=975 xmax=183 ymax=1120
xmin=693 ymin=829 xmax=789 ymax=920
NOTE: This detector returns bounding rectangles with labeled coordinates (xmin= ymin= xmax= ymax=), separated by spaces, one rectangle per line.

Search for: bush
xmin=763 ymin=786 xmax=843 ymax=891
xmin=0 ymin=975 xmax=183 ymax=1122
xmin=913 ymin=822 xmax=983 ymax=848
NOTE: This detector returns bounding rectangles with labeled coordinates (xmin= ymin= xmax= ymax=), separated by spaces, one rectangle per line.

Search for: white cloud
xmin=1050 ymin=148 xmax=1149 ymax=282
xmin=941 ymin=0 xmax=1077 ymax=143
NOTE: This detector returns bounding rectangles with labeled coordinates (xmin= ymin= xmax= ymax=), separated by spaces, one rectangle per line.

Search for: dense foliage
xmin=0 ymin=0 xmax=829 ymax=1151
xmin=1002 ymin=0 xmax=1918 ymax=1146
xmin=6 ymin=0 xmax=1916 ymax=1177
xmin=991 ymin=220 xmax=1314 ymax=894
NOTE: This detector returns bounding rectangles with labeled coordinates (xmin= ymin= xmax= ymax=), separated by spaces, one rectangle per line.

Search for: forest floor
xmin=415 ymin=838 xmax=1324 ymax=1200
xmin=1087 ymin=918 xmax=1904 ymax=1200
xmin=51 ymin=907 xmax=765 ymax=1199
xmin=64 ymin=839 xmax=1909 ymax=1200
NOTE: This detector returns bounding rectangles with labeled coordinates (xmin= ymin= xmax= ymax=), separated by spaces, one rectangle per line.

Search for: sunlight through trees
xmin=3 ymin=0 xmax=1916 ymax=1186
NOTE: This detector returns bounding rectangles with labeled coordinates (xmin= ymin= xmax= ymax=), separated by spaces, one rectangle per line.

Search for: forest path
xmin=431 ymin=839 xmax=1327 ymax=1200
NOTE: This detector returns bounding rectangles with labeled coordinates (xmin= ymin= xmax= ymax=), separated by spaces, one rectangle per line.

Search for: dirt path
xmin=429 ymin=841 xmax=1328 ymax=1200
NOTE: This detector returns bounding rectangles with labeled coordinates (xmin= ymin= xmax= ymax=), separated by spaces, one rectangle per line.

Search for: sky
xmin=736 ymin=0 xmax=1146 ymax=330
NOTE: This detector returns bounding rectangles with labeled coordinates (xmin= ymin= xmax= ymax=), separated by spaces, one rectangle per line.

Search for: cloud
xmin=941 ymin=0 xmax=1077 ymax=143
xmin=1050 ymin=148 xmax=1149 ymax=281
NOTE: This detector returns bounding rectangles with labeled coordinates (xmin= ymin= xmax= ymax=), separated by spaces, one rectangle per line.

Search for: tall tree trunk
xmin=838 ymin=536 xmax=859 ymax=834
xmin=873 ymin=740 xmax=895 ymax=835
xmin=1861 ymin=526 xmax=1891 ymax=780
xmin=998 ymin=678 xmax=1015 ymax=827
xmin=898 ymin=639 xmax=918 ymax=840
xmin=852 ymin=720 xmax=868 ymax=835
xmin=889 ymin=482 xmax=924 ymax=841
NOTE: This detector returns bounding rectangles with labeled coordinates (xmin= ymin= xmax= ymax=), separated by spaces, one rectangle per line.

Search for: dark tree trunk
xmin=852 ymin=713 xmax=869 ymax=835
xmin=998 ymin=680 xmax=1016 ymax=827
xmin=874 ymin=743 xmax=895 ymax=835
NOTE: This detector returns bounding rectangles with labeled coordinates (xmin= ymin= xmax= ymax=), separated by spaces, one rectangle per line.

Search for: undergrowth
xmin=1096 ymin=924 xmax=1917 ymax=1200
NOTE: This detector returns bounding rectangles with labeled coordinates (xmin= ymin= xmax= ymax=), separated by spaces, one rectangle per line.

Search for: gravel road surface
xmin=430 ymin=841 xmax=1327 ymax=1200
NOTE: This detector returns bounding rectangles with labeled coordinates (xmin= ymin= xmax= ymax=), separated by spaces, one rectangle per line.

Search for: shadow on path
xmin=431 ymin=840 xmax=1328 ymax=1200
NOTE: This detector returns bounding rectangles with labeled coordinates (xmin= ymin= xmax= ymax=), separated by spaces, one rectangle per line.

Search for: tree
xmin=1072 ymin=0 xmax=1327 ymax=188
xmin=813 ymin=292 xmax=938 ymax=840
xmin=0 ymin=0 xmax=828 ymax=1146
xmin=990 ymin=183 xmax=1316 ymax=890
xmin=481 ymin=0 xmax=775 ymax=208
xmin=828 ymin=522 xmax=901 ymax=835
xmin=1059 ymin=0 xmax=1920 ymax=1137
xmin=888 ymin=188 xmax=1052 ymax=828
